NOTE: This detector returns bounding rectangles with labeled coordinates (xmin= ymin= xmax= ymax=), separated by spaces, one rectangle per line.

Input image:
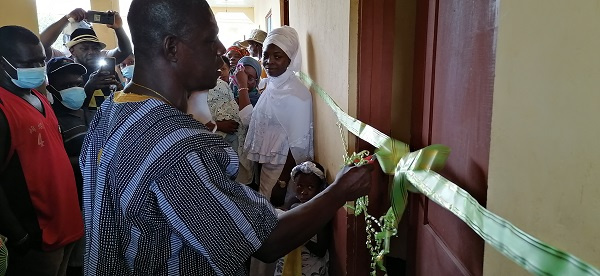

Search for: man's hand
xmin=85 ymin=70 xmax=120 ymax=95
xmin=106 ymin=11 xmax=123 ymax=29
xmin=331 ymin=164 xmax=374 ymax=202
xmin=67 ymin=8 xmax=86 ymax=22
xmin=216 ymin=120 xmax=239 ymax=134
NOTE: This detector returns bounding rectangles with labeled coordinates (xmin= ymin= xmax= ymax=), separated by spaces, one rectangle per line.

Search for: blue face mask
xmin=2 ymin=56 xmax=47 ymax=89
xmin=121 ymin=65 xmax=134 ymax=79
xmin=58 ymin=87 xmax=86 ymax=110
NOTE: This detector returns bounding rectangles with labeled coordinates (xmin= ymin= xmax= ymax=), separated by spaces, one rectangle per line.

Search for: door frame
xmin=346 ymin=0 xmax=397 ymax=275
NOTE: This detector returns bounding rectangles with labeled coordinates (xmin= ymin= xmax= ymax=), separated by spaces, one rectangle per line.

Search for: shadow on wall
xmin=305 ymin=33 xmax=318 ymax=80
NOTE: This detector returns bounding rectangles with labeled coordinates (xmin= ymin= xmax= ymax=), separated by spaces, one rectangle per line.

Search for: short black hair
xmin=0 ymin=26 xmax=40 ymax=58
xmin=127 ymin=0 xmax=212 ymax=60
xmin=221 ymin=56 xmax=230 ymax=68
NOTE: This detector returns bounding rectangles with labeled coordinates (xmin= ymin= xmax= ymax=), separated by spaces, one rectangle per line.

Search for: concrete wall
xmin=0 ymin=0 xmax=39 ymax=32
xmin=90 ymin=0 xmax=120 ymax=49
xmin=289 ymin=0 xmax=359 ymax=274
xmin=484 ymin=1 xmax=600 ymax=274
xmin=289 ymin=0 xmax=358 ymax=186
xmin=253 ymin=0 xmax=280 ymax=31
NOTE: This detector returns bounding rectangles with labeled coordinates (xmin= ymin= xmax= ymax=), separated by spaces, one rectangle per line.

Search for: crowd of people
xmin=0 ymin=0 xmax=373 ymax=275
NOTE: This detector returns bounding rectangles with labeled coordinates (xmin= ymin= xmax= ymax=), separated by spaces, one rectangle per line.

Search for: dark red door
xmin=407 ymin=0 xmax=497 ymax=275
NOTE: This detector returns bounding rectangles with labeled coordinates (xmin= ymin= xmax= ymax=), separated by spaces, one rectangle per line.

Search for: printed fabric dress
xmin=273 ymin=234 xmax=329 ymax=276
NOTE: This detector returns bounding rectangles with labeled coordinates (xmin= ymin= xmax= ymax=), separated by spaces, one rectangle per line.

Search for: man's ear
xmin=163 ymin=35 xmax=178 ymax=63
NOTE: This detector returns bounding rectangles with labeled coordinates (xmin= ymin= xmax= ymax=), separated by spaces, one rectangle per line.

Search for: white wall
xmin=484 ymin=0 xmax=600 ymax=275
xmin=289 ymin=0 xmax=359 ymax=274
xmin=0 ymin=0 xmax=38 ymax=33
xmin=253 ymin=0 xmax=280 ymax=31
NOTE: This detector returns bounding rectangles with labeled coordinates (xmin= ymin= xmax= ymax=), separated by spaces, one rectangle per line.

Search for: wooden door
xmin=280 ymin=0 xmax=289 ymax=26
xmin=407 ymin=0 xmax=497 ymax=275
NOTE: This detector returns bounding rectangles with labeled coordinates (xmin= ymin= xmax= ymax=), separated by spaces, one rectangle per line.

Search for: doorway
xmin=280 ymin=0 xmax=289 ymax=26
xmin=350 ymin=0 xmax=497 ymax=275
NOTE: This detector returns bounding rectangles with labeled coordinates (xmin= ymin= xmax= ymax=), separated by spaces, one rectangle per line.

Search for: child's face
xmin=219 ymin=62 xmax=230 ymax=82
xmin=295 ymin=173 xmax=322 ymax=203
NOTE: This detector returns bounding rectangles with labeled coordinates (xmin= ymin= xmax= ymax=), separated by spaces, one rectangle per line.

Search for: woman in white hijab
xmin=236 ymin=25 xmax=314 ymax=276
xmin=237 ymin=26 xmax=314 ymax=205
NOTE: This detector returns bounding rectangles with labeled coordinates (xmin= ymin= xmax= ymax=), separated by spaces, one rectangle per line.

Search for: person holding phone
xmin=39 ymin=9 xmax=132 ymax=116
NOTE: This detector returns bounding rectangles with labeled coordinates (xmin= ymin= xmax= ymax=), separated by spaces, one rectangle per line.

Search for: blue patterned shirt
xmin=80 ymin=92 xmax=278 ymax=275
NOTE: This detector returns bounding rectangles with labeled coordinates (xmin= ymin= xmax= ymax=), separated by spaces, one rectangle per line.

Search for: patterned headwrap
xmin=291 ymin=161 xmax=326 ymax=188
xmin=226 ymin=46 xmax=249 ymax=57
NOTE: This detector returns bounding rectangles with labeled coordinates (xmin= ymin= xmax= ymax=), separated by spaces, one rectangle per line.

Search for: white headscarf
xmin=263 ymin=26 xmax=302 ymax=72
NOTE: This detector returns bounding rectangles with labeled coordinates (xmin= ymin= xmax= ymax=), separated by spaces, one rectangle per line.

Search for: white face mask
xmin=187 ymin=91 xmax=212 ymax=124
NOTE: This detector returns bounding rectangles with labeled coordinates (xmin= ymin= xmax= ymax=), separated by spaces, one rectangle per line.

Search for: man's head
xmin=0 ymin=26 xmax=46 ymax=91
xmin=241 ymin=29 xmax=267 ymax=58
xmin=46 ymin=57 xmax=87 ymax=110
xmin=128 ymin=0 xmax=226 ymax=92
xmin=119 ymin=54 xmax=135 ymax=80
xmin=67 ymin=28 xmax=106 ymax=70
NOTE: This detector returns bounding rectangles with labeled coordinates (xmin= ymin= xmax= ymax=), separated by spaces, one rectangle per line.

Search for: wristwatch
xmin=277 ymin=180 xmax=287 ymax=188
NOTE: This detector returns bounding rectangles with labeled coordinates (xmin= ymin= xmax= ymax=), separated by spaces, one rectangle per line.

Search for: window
xmin=36 ymin=0 xmax=91 ymax=54
xmin=214 ymin=12 xmax=257 ymax=48
xmin=265 ymin=9 xmax=272 ymax=33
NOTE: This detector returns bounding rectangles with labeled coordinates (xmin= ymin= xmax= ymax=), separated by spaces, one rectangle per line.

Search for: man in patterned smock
xmin=80 ymin=0 xmax=374 ymax=275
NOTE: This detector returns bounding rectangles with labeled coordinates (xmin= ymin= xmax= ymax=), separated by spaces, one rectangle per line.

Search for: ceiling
xmin=206 ymin=0 xmax=255 ymax=8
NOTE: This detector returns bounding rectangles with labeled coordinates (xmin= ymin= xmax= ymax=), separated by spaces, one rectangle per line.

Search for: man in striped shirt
xmin=80 ymin=0 xmax=373 ymax=275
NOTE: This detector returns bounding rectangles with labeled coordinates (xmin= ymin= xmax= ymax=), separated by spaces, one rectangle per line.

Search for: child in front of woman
xmin=274 ymin=161 xmax=330 ymax=276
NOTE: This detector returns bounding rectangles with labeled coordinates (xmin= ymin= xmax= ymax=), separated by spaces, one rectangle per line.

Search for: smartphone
xmin=86 ymin=11 xmax=115 ymax=25
xmin=99 ymin=57 xmax=116 ymax=75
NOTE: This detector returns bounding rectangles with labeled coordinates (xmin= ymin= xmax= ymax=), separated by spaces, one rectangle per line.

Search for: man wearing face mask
xmin=46 ymin=57 xmax=88 ymax=276
xmin=46 ymin=57 xmax=88 ymax=199
xmin=118 ymin=54 xmax=135 ymax=86
xmin=0 ymin=26 xmax=83 ymax=276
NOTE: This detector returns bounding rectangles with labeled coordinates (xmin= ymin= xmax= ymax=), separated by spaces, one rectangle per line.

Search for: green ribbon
xmin=298 ymin=71 xmax=600 ymax=276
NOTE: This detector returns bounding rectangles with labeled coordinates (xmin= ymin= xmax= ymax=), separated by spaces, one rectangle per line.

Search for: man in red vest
xmin=0 ymin=25 xmax=83 ymax=276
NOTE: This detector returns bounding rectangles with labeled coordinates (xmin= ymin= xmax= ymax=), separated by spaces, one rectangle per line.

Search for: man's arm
xmin=104 ymin=12 xmax=133 ymax=64
xmin=39 ymin=8 xmax=86 ymax=61
xmin=254 ymin=164 xmax=373 ymax=262
xmin=0 ymin=109 xmax=28 ymax=245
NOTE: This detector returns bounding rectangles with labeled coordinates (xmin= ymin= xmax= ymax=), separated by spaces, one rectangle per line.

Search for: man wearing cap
xmin=241 ymin=29 xmax=267 ymax=60
xmin=40 ymin=9 xmax=131 ymax=113
xmin=46 ymin=57 xmax=88 ymax=200
xmin=40 ymin=9 xmax=132 ymax=65
xmin=46 ymin=57 xmax=88 ymax=276
xmin=0 ymin=25 xmax=83 ymax=276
